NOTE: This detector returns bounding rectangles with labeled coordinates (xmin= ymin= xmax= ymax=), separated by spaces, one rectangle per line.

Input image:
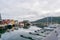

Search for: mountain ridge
xmin=32 ymin=17 xmax=60 ymax=24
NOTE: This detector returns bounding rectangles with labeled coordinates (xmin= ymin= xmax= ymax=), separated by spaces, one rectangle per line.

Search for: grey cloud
xmin=0 ymin=0 xmax=60 ymax=21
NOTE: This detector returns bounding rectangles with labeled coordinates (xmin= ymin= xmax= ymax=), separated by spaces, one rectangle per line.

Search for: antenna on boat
xmin=47 ymin=17 xmax=48 ymax=26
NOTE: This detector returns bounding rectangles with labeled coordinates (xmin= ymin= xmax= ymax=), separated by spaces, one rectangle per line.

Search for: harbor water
xmin=0 ymin=26 xmax=42 ymax=40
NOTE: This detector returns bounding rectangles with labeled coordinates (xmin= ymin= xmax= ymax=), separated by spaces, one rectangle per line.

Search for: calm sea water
xmin=0 ymin=26 xmax=42 ymax=40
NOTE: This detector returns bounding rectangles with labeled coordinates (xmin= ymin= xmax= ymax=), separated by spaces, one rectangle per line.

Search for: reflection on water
xmin=0 ymin=26 xmax=41 ymax=40
xmin=0 ymin=34 xmax=1 ymax=38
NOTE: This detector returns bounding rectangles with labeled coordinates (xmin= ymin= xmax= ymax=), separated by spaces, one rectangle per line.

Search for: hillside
xmin=32 ymin=17 xmax=60 ymax=24
xmin=31 ymin=17 xmax=60 ymax=28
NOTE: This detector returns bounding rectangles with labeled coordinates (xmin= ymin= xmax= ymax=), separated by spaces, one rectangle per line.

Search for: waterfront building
xmin=10 ymin=19 xmax=15 ymax=25
xmin=14 ymin=20 xmax=19 ymax=26
xmin=19 ymin=22 xmax=24 ymax=27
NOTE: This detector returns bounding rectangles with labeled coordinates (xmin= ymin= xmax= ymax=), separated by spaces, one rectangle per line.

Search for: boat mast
xmin=51 ymin=16 xmax=52 ymax=24
xmin=47 ymin=17 xmax=48 ymax=26
xmin=0 ymin=13 xmax=2 ymax=24
xmin=0 ymin=13 xmax=2 ymax=21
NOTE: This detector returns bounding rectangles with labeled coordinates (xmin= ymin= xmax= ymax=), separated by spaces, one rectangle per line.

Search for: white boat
xmin=42 ymin=24 xmax=60 ymax=40
xmin=29 ymin=24 xmax=60 ymax=40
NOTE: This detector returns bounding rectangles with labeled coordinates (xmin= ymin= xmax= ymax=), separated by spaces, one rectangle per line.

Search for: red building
xmin=2 ymin=19 xmax=11 ymax=24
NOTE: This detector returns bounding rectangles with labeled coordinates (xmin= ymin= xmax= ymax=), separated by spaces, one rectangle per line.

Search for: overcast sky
xmin=0 ymin=0 xmax=60 ymax=21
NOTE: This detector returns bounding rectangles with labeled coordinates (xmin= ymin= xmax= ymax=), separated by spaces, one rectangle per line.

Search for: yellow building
xmin=10 ymin=20 xmax=15 ymax=25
